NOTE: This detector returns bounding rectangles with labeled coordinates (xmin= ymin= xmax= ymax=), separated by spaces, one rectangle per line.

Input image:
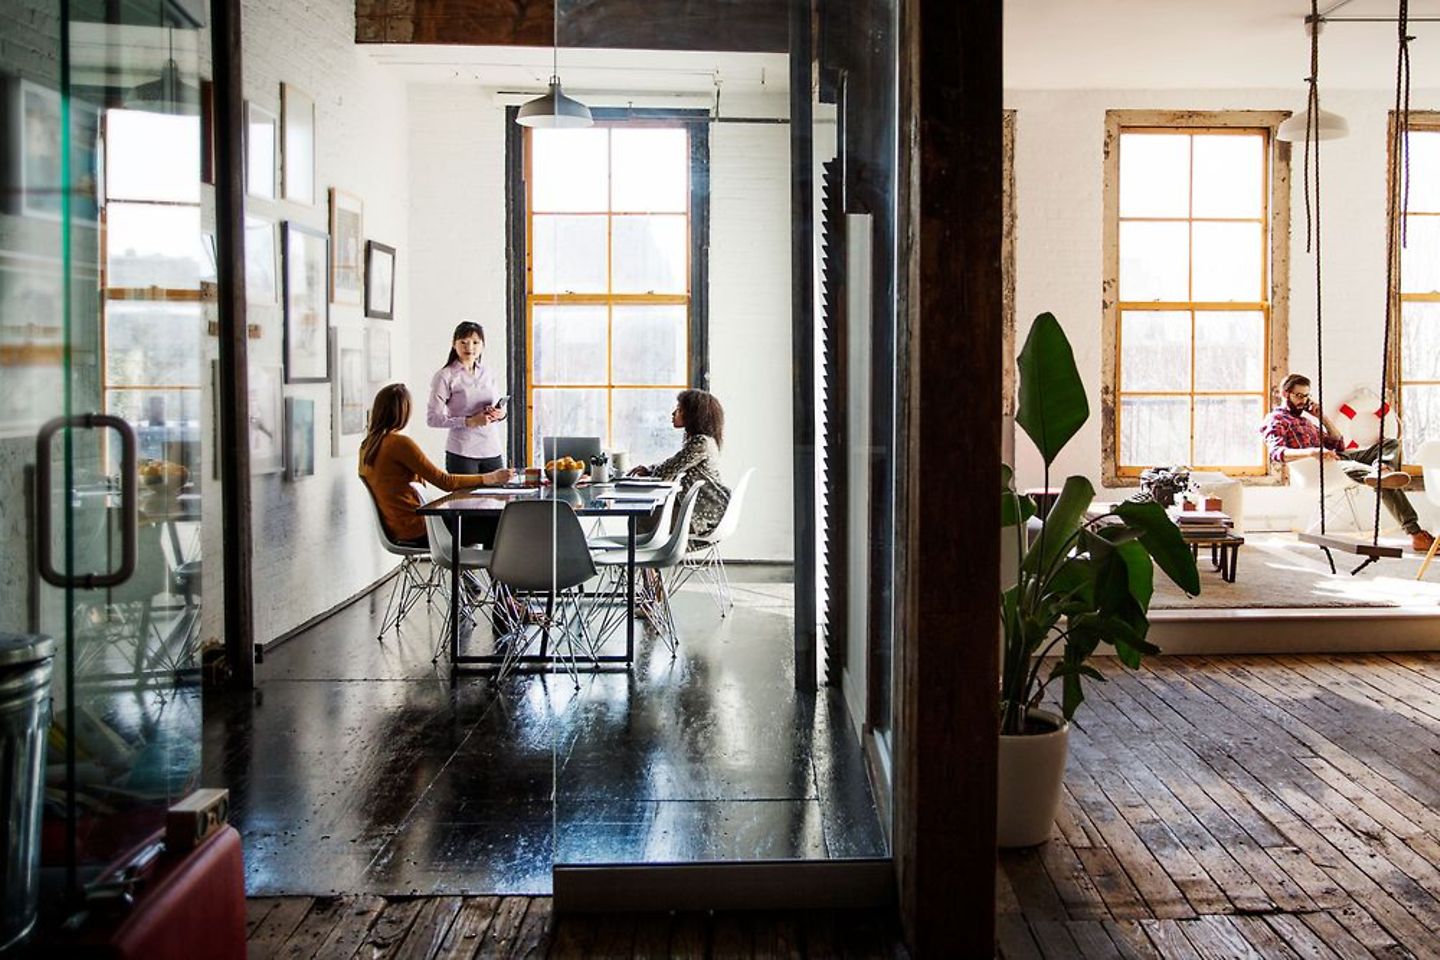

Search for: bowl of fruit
xmin=545 ymin=457 xmax=585 ymax=488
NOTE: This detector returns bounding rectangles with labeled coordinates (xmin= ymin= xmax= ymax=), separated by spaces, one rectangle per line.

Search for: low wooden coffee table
xmin=1183 ymin=533 xmax=1244 ymax=584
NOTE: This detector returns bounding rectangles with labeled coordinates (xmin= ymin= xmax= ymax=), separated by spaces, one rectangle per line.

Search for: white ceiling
xmin=1005 ymin=0 xmax=1440 ymax=90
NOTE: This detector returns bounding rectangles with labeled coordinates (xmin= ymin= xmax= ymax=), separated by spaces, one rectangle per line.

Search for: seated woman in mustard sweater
xmin=359 ymin=383 xmax=512 ymax=547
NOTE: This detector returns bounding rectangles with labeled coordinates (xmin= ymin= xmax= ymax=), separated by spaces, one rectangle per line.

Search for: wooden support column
xmin=894 ymin=0 xmax=1002 ymax=954
xmin=211 ymin=0 xmax=256 ymax=689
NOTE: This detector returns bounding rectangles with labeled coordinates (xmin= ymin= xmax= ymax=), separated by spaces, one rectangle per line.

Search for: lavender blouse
xmin=426 ymin=360 xmax=506 ymax=459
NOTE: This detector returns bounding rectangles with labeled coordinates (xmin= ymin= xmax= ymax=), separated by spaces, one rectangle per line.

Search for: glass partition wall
xmin=0 ymin=0 xmax=209 ymax=924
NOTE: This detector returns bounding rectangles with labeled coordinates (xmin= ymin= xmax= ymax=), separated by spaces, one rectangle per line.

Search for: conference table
xmin=415 ymin=480 xmax=676 ymax=677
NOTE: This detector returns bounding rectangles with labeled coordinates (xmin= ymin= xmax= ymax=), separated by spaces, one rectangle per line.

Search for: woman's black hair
xmin=445 ymin=321 xmax=486 ymax=367
xmin=676 ymin=388 xmax=724 ymax=448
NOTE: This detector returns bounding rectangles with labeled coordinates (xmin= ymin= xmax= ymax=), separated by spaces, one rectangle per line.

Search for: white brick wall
xmin=405 ymin=87 xmax=795 ymax=561
xmin=243 ymin=0 xmax=412 ymax=645
xmin=1007 ymin=86 xmax=1440 ymax=531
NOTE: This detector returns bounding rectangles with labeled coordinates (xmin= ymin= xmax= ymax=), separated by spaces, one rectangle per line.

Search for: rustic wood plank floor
xmin=245 ymin=895 xmax=908 ymax=958
xmin=1000 ymin=653 xmax=1440 ymax=959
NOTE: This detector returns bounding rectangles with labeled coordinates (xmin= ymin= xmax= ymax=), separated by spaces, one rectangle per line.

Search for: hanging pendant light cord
xmin=1375 ymin=0 xmax=1413 ymax=545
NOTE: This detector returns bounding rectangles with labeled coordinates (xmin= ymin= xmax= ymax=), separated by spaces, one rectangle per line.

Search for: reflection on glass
xmin=530 ymin=388 xmax=607 ymax=463
xmin=612 ymin=305 xmax=686 ymax=385
xmin=1119 ymin=134 xmax=1189 ymax=218
xmin=104 ymin=302 xmax=203 ymax=386
xmin=1120 ymin=310 xmax=1190 ymax=391
xmin=1192 ymin=222 xmax=1262 ymax=302
xmin=1402 ymin=384 xmax=1440 ymax=462
xmin=1194 ymin=311 xmax=1264 ymax=391
xmin=612 ymin=215 xmax=687 ymax=294
xmin=612 ymin=388 xmax=677 ymax=466
xmin=1192 ymin=134 xmax=1264 ymax=218
xmin=1119 ymin=221 xmax=1188 ymax=301
xmin=1399 ymin=215 xmax=1440 ymax=295
xmin=1194 ymin=396 xmax=1264 ymax=466
xmin=532 ymin=215 xmax=607 ymax=293
xmin=104 ymin=389 xmax=203 ymax=477
xmin=531 ymin=128 xmax=609 ymax=212
xmin=1402 ymin=301 xmax=1440 ymax=381
xmin=534 ymin=305 xmax=608 ymax=384
xmin=105 ymin=202 xmax=204 ymax=288
xmin=104 ymin=109 xmax=201 ymax=203
xmin=1120 ymin=396 xmax=1190 ymax=466
xmin=611 ymin=128 xmax=688 ymax=212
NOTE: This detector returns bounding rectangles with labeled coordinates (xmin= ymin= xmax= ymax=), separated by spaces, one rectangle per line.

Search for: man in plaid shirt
xmin=1262 ymin=373 xmax=1434 ymax=552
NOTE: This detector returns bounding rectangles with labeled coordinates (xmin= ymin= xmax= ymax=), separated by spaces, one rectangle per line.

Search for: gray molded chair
xmin=587 ymin=483 xmax=678 ymax=553
xmin=415 ymin=482 xmax=494 ymax=663
xmin=592 ymin=483 xmax=703 ymax=658
xmin=363 ymin=478 xmax=441 ymax=643
xmin=673 ymin=467 xmax=754 ymax=615
xmin=488 ymin=498 xmax=599 ymax=687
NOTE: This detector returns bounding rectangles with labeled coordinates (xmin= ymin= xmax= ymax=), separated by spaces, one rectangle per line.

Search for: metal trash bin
xmin=0 ymin=633 xmax=55 ymax=953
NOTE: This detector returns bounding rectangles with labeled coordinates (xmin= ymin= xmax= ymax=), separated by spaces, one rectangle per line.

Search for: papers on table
xmin=595 ymin=491 xmax=666 ymax=502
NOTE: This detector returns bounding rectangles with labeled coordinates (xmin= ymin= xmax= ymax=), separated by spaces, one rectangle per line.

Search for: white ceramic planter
xmin=997 ymin=708 xmax=1070 ymax=848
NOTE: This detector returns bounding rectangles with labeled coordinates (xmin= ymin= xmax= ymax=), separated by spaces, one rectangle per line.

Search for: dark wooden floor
xmin=245 ymin=895 xmax=908 ymax=958
xmin=999 ymin=653 xmax=1440 ymax=959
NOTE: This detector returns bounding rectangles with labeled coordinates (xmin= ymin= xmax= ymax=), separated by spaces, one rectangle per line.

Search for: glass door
xmin=0 ymin=0 xmax=209 ymax=915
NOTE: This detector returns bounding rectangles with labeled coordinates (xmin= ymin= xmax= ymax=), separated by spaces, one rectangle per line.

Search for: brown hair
xmin=360 ymin=383 xmax=411 ymax=467
xmin=676 ymin=388 xmax=724 ymax=448
xmin=1280 ymin=373 xmax=1311 ymax=395
xmin=445 ymin=321 xmax=485 ymax=367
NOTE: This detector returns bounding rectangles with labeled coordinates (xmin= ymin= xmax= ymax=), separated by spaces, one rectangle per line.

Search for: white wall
xmin=243 ymin=0 xmax=412 ymax=644
xmin=405 ymin=87 xmax=794 ymax=560
xmin=1007 ymin=86 xmax=1440 ymax=532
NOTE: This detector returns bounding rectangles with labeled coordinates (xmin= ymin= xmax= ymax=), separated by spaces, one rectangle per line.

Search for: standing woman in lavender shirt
xmin=428 ymin=321 xmax=509 ymax=473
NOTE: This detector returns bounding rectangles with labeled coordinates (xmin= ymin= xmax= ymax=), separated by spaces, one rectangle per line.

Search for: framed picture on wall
xmin=282 ymin=221 xmax=330 ymax=382
xmin=364 ymin=241 xmax=395 ymax=319
xmin=245 ymin=215 xmax=278 ymax=304
xmin=7 ymin=79 xmax=98 ymax=222
xmin=331 ymin=327 xmax=367 ymax=456
xmin=366 ymin=325 xmax=391 ymax=382
xmin=284 ymin=396 xmax=316 ymax=481
xmin=329 ymin=189 xmax=363 ymax=304
xmin=246 ymin=101 xmax=278 ymax=199
xmin=280 ymin=82 xmax=315 ymax=205
xmin=249 ymin=363 xmax=284 ymax=474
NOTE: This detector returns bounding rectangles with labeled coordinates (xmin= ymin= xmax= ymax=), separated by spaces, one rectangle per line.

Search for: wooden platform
xmin=245 ymin=895 xmax=907 ymax=958
xmin=1000 ymin=653 xmax=1440 ymax=958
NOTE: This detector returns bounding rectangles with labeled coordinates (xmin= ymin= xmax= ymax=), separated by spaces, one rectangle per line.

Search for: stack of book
xmin=1174 ymin=509 xmax=1233 ymax=539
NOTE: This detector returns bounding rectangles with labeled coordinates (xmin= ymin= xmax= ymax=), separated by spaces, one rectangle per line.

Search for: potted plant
xmin=998 ymin=312 xmax=1200 ymax=847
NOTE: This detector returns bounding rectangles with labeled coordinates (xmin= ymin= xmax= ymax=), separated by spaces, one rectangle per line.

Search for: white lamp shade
xmin=515 ymin=78 xmax=593 ymax=129
xmin=1276 ymin=107 xmax=1348 ymax=143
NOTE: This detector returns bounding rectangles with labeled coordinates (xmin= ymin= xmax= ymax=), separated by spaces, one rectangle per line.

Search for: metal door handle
xmin=35 ymin=414 xmax=138 ymax=589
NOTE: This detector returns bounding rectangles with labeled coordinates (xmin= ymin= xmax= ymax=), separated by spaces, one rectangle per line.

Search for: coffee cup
xmin=611 ymin=451 xmax=629 ymax=475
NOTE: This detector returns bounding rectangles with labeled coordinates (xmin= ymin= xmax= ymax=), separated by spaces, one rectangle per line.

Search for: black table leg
xmin=626 ymin=516 xmax=636 ymax=666
xmin=448 ymin=513 xmax=461 ymax=670
xmin=1227 ymin=544 xmax=1239 ymax=583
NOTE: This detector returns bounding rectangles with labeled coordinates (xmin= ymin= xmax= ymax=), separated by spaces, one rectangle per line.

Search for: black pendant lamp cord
xmin=1302 ymin=0 xmax=1328 ymax=535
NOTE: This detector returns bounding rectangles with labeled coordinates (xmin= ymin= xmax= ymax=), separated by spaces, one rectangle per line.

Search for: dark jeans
xmin=446 ymin=452 xmax=504 ymax=475
xmin=1339 ymin=439 xmax=1420 ymax=534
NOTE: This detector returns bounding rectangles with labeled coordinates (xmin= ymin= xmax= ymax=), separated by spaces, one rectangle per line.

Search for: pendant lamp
xmin=125 ymin=11 xmax=199 ymax=117
xmin=1275 ymin=17 xmax=1347 ymax=143
xmin=516 ymin=1 xmax=593 ymax=128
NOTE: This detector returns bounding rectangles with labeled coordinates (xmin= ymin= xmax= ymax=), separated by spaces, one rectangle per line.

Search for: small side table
xmin=1183 ymin=533 xmax=1245 ymax=584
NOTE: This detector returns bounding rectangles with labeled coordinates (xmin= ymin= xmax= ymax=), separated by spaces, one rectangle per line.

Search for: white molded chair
xmin=363 ymin=479 xmax=442 ymax=643
xmin=592 ymin=484 xmax=703 ymax=658
xmin=1415 ymin=441 xmax=1440 ymax=580
xmin=673 ymin=468 xmax=754 ymax=615
xmin=415 ymin=482 xmax=494 ymax=663
xmin=1288 ymin=456 xmax=1366 ymax=534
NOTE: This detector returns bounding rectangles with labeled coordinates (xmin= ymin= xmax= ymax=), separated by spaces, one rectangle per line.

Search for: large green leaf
xmin=1015 ymin=312 xmax=1089 ymax=466
xmin=1114 ymin=500 xmax=1202 ymax=596
xmin=1021 ymin=475 xmax=1095 ymax=578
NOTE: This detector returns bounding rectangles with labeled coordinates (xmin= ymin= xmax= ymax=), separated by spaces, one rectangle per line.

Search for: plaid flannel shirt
xmin=1260 ymin=405 xmax=1344 ymax=464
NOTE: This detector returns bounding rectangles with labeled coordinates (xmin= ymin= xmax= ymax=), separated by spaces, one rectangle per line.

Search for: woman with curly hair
xmin=630 ymin=388 xmax=731 ymax=538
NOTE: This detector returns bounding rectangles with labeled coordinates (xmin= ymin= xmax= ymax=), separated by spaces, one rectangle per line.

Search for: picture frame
xmin=244 ymin=215 xmax=278 ymax=305
xmin=331 ymin=327 xmax=367 ymax=456
xmin=282 ymin=221 xmax=330 ymax=383
xmin=6 ymin=80 xmax=99 ymax=222
xmin=280 ymin=82 xmax=315 ymax=205
xmin=366 ymin=325 xmax=391 ymax=382
xmin=364 ymin=241 xmax=395 ymax=320
xmin=329 ymin=188 xmax=364 ymax=305
xmin=284 ymin=396 xmax=316 ymax=481
xmin=245 ymin=101 xmax=278 ymax=200
xmin=249 ymin=363 xmax=284 ymax=474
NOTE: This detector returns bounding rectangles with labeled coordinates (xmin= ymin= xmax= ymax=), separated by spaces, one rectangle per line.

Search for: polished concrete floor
xmin=204 ymin=567 xmax=886 ymax=896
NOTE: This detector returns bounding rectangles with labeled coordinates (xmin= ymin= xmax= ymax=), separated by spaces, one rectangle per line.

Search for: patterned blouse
xmin=648 ymin=434 xmax=731 ymax=539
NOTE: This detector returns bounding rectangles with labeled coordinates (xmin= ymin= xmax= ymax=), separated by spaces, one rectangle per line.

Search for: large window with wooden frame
xmin=1102 ymin=112 xmax=1290 ymax=482
xmin=1392 ymin=114 xmax=1440 ymax=468
xmin=101 ymin=108 xmax=206 ymax=478
xmin=522 ymin=121 xmax=702 ymax=467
